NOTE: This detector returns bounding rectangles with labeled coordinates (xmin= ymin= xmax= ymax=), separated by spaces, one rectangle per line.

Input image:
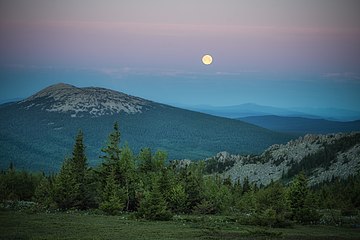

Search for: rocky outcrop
xmin=19 ymin=83 xmax=151 ymax=117
xmin=207 ymin=132 xmax=360 ymax=186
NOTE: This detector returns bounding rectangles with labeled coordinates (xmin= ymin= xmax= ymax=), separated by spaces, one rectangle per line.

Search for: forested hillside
xmin=1 ymin=124 xmax=359 ymax=227
xmin=0 ymin=83 xmax=293 ymax=172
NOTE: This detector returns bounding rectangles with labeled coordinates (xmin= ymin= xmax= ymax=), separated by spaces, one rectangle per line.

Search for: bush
xmin=237 ymin=209 xmax=292 ymax=228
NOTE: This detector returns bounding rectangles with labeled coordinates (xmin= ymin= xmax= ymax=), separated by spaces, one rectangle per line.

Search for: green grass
xmin=0 ymin=211 xmax=359 ymax=240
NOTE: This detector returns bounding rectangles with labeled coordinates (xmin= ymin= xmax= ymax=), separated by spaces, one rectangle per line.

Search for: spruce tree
xmin=119 ymin=143 xmax=137 ymax=211
xmin=137 ymin=177 xmax=172 ymax=220
xmin=138 ymin=147 xmax=153 ymax=173
xmin=71 ymin=130 xmax=89 ymax=209
xmin=288 ymin=172 xmax=312 ymax=223
xmin=101 ymin=122 xmax=121 ymax=166
xmin=34 ymin=176 xmax=53 ymax=209
xmin=99 ymin=169 xmax=126 ymax=215
xmin=242 ymin=176 xmax=251 ymax=194
xmin=100 ymin=122 xmax=122 ymax=185
xmin=72 ymin=130 xmax=87 ymax=180
xmin=183 ymin=163 xmax=204 ymax=212
xmin=99 ymin=122 xmax=139 ymax=211
xmin=53 ymin=158 xmax=79 ymax=210
xmin=53 ymin=130 xmax=90 ymax=210
xmin=167 ymin=183 xmax=187 ymax=213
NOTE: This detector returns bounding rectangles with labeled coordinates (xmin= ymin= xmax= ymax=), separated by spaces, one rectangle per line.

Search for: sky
xmin=1 ymin=0 xmax=360 ymax=111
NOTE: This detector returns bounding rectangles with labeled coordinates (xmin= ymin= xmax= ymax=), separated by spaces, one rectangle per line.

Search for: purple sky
xmin=1 ymin=1 xmax=360 ymax=111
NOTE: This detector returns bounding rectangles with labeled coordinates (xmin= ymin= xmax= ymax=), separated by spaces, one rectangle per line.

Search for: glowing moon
xmin=202 ymin=54 xmax=213 ymax=65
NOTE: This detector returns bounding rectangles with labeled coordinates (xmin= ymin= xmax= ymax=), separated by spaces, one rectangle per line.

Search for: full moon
xmin=202 ymin=54 xmax=213 ymax=65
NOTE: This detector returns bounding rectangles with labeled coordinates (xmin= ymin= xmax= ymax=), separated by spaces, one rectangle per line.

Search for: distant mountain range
xmin=240 ymin=115 xmax=360 ymax=134
xmin=0 ymin=83 xmax=293 ymax=172
xmin=183 ymin=103 xmax=360 ymax=121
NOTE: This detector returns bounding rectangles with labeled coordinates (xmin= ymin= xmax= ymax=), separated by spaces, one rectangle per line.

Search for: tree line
xmin=1 ymin=122 xmax=359 ymax=226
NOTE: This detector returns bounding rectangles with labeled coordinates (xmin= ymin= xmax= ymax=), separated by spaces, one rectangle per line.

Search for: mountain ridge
xmin=240 ymin=115 xmax=360 ymax=134
xmin=181 ymin=103 xmax=360 ymax=121
xmin=204 ymin=132 xmax=360 ymax=186
xmin=0 ymin=83 xmax=293 ymax=172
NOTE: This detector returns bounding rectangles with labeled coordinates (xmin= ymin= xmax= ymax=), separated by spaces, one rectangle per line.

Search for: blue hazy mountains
xmin=0 ymin=83 xmax=293 ymax=172
xmin=240 ymin=115 xmax=360 ymax=134
xmin=182 ymin=103 xmax=360 ymax=134
xmin=184 ymin=103 xmax=360 ymax=121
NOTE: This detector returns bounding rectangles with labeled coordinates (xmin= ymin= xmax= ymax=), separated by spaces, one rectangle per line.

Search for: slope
xmin=204 ymin=132 xmax=360 ymax=186
xmin=240 ymin=115 xmax=360 ymax=134
xmin=0 ymin=83 xmax=293 ymax=172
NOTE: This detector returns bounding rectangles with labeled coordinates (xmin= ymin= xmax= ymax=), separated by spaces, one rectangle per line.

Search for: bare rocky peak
xmin=208 ymin=132 xmax=360 ymax=186
xmin=19 ymin=83 xmax=151 ymax=117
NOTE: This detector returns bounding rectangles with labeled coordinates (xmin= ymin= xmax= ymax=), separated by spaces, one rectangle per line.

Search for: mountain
xmin=181 ymin=103 xmax=360 ymax=121
xmin=291 ymin=107 xmax=360 ymax=121
xmin=0 ymin=83 xmax=293 ymax=172
xmin=0 ymin=97 xmax=23 ymax=105
xmin=204 ymin=132 xmax=360 ymax=186
xmin=182 ymin=103 xmax=320 ymax=119
xmin=240 ymin=115 xmax=360 ymax=134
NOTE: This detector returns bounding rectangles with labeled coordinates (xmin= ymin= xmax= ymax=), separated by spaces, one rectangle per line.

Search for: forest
xmin=1 ymin=122 xmax=360 ymax=229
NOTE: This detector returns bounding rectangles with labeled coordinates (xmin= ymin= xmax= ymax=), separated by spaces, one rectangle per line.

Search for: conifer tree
xmin=183 ymin=163 xmax=204 ymax=212
xmin=288 ymin=172 xmax=312 ymax=223
xmin=72 ymin=130 xmax=87 ymax=180
xmin=101 ymin=122 xmax=121 ymax=165
xmin=34 ymin=176 xmax=53 ymax=209
xmin=232 ymin=179 xmax=243 ymax=201
xmin=53 ymin=158 xmax=79 ymax=210
xmin=255 ymin=181 xmax=289 ymax=226
xmin=71 ymin=130 xmax=90 ymax=209
xmin=53 ymin=130 xmax=90 ymax=210
xmin=242 ymin=176 xmax=251 ymax=194
xmin=137 ymin=177 xmax=172 ymax=220
xmin=98 ymin=122 xmax=133 ymax=214
xmin=99 ymin=169 xmax=126 ymax=215
xmin=138 ymin=147 xmax=153 ymax=173
xmin=167 ymin=183 xmax=187 ymax=213
xmin=119 ymin=143 xmax=137 ymax=211
xmin=100 ymin=122 xmax=122 ymax=184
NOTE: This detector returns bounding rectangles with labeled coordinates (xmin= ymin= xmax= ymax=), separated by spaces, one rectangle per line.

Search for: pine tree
xmin=255 ymin=181 xmax=289 ymax=226
xmin=100 ymin=122 xmax=122 ymax=185
xmin=153 ymin=150 xmax=167 ymax=171
xmin=231 ymin=179 xmax=243 ymax=205
xmin=34 ymin=176 xmax=53 ymax=209
xmin=119 ymin=143 xmax=137 ymax=211
xmin=71 ymin=130 xmax=89 ymax=209
xmin=137 ymin=177 xmax=172 ymax=220
xmin=242 ymin=176 xmax=251 ymax=194
xmin=99 ymin=169 xmax=126 ymax=215
xmin=197 ymin=176 xmax=232 ymax=214
xmin=53 ymin=130 xmax=90 ymax=210
xmin=183 ymin=163 xmax=204 ymax=212
xmin=53 ymin=158 xmax=79 ymax=210
xmin=288 ymin=172 xmax=314 ymax=223
xmin=138 ymin=147 xmax=153 ymax=173
xmin=167 ymin=183 xmax=187 ymax=213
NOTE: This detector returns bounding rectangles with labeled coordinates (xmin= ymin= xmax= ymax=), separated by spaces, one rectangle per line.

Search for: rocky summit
xmin=206 ymin=132 xmax=360 ymax=186
xmin=19 ymin=83 xmax=150 ymax=117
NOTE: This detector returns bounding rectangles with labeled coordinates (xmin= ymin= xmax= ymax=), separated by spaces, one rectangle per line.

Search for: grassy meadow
xmin=1 ymin=210 xmax=360 ymax=240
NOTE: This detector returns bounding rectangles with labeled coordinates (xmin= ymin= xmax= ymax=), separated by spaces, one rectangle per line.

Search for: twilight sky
xmin=1 ymin=0 xmax=360 ymax=111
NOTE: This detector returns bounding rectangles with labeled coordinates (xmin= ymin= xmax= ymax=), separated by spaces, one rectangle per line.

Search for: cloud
xmin=322 ymin=72 xmax=360 ymax=83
